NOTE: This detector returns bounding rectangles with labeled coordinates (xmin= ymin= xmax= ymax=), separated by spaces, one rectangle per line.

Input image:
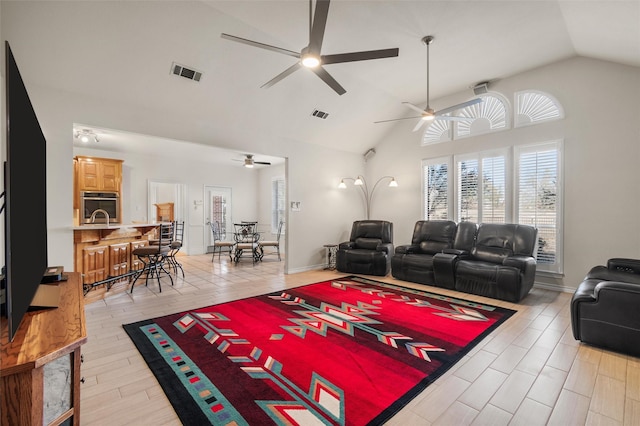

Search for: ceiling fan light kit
xmin=221 ymin=0 xmax=399 ymax=95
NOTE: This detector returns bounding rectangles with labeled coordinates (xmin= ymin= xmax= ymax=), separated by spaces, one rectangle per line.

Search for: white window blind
xmin=423 ymin=159 xmax=450 ymax=220
xmin=482 ymin=156 xmax=506 ymax=223
xmin=516 ymin=142 xmax=562 ymax=273
xmin=457 ymin=158 xmax=479 ymax=222
xmin=271 ymin=177 xmax=286 ymax=234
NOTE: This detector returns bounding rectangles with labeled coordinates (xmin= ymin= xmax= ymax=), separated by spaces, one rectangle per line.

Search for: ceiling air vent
xmin=311 ymin=109 xmax=329 ymax=119
xmin=171 ymin=62 xmax=202 ymax=82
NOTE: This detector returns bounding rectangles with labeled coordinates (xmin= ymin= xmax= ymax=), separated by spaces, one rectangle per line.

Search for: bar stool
xmin=130 ymin=223 xmax=174 ymax=292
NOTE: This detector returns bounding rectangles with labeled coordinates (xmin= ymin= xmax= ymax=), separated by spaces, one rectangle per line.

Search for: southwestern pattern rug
xmin=123 ymin=276 xmax=516 ymax=425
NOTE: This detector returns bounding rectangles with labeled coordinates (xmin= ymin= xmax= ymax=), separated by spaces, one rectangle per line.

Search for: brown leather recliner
xmin=336 ymin=220 xmax=393 ymax=276
xmin=571 ymin=258 xmax=640 ymax=357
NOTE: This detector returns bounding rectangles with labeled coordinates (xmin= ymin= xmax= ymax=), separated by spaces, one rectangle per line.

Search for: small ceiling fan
xmin=221 ymin=0 xmax=399 ymax=95
xmin=234 ymin=154 xmax=271 ymax=168
xmin=375 ymin=35 xmax=482 ymax=131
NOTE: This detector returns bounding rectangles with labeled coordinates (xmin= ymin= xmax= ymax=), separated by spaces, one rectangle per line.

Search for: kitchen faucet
xmin=90 ymin=208 xmax=110 ymax=226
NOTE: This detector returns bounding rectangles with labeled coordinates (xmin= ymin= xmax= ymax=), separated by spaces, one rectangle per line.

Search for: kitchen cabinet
xmin=82 ymin=245 xmax=108 ymax=285
xmin=108 ymin=242 xmax=130 ymax=283
xmin=75 ymin=156 xmax=122 ymax=192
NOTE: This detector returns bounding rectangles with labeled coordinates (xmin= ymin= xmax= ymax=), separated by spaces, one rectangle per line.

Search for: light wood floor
xmin=80 ymin=254 xmax=640 ymax=425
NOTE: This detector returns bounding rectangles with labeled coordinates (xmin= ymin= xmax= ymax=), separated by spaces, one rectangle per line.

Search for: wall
xmin=0 ymin=81 xmax=364 ymax=274
xmin=367 ymin=56 xmax=640 ymax=292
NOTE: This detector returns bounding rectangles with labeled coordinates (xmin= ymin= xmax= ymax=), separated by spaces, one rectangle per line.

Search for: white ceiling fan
xmin=221 ymin=0 xmax=399 ymax=95
xmin=375 ymin=35 xmax=482 ymax=131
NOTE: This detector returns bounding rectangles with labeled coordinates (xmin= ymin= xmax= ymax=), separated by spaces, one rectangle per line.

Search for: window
xmin=455 ymin=151 xmax=507 ymax=223
xmin=423 ymin=157 xmax=451 ymax=220
xmin=515 ymin=90 xmax=563 ymax=127
xmin=456 ymin=94 xmax=509 ymax=138
xmin=422 ymin=141 xmax=562 ymax=274
xmin=515 ymin=141 xmax=562 ymax=273
xmin=271 ymin=177 xmax=286 ymax=234
xmin=422 ymin=120 xmax=452 ymax=146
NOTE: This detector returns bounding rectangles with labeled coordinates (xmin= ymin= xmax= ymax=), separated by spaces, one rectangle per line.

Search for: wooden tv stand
xmin=0 ymin=272 xmax=87 ymax=426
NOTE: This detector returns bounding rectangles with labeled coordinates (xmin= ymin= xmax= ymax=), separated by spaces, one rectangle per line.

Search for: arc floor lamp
xmin=338 ymin=175 xmax=398 ymax=220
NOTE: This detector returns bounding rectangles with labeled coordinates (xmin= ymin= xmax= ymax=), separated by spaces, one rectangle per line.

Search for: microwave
xmin=81 ymin=191 xmax=120 ymax=224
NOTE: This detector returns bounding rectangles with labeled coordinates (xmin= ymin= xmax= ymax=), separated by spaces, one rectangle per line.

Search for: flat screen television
xmin=3 ymin=41 xmax=50 ymax=342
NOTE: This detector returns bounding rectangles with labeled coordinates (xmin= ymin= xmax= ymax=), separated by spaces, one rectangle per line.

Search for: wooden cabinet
xmin=82 ymin=245 xmax=108 ymax=284
xmin=1 ymin=273 xmax=87 ymax=426
xmin=108 ymin=242 xmax=130 ymax=282
xmin=75 ymin=156 xmax=122 ymax=192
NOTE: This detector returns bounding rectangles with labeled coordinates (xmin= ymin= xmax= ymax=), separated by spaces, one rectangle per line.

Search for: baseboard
xmin=287 ymin=264 xmax=326 ymax=274
xmin=533 ymin=281 xmax=575 ymax=293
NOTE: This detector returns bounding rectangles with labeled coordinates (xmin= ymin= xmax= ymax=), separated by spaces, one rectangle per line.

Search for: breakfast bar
xmin=73 ymin=222 xmax=165 ymax=302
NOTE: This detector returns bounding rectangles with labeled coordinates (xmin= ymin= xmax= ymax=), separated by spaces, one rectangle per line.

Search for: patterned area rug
xmin=123 ymin=276 xmax=516 ymax=425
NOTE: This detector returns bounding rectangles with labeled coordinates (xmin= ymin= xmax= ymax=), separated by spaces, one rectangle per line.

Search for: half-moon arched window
xmin=455 ymin=94 xmax=509 ymax=138
xmin=422 ymin=120 xmax=452 ymax=145
xmin=514 ymin=90 xmax=564 ymax=127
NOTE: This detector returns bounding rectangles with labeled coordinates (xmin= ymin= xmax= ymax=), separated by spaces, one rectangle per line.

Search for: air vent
xmin=171 ymin=62 xmax=202 ymax=82
xmin=311 ymin=109 xmax=329 ymax=119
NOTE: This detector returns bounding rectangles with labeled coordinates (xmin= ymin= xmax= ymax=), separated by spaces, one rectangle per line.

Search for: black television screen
xmin=4 ymin=41 xmax=49 ymax=342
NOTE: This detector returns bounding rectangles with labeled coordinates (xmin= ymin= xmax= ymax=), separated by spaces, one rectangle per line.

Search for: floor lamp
xmin=338 ymin=175 xmax=398 ymax=219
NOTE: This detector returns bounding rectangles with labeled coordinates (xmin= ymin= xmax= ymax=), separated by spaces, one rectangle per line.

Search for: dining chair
xmin=210 ymin=221 xmax=235 ymax=261
xmin=130 ymin=222 xmax=174 ymax=292
xmin=233 ymin=223 xmax=261 ymax=264
xmin=166 ymin=220 xmax=185 ymax=277
xmin=258 ymin=220 xmax=284 ymax=261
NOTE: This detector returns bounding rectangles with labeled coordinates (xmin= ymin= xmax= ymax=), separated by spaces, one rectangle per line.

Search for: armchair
xmin=336 ymin=220 xmax=393 ymax=276
xmin=571 ymin=258 xmax=640 ymax=357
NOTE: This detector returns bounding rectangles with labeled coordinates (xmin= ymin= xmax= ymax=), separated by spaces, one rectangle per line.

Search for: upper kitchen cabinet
xmin=75 ymin=156 xmax=123 ymax=192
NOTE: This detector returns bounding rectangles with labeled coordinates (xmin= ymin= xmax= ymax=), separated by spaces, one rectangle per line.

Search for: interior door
xmin=204 ymin=186 xmax=232 ymax=251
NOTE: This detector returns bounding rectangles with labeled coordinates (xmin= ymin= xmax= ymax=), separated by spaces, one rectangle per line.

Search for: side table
xmin=323 ymin=244 xmax=338 ymax=270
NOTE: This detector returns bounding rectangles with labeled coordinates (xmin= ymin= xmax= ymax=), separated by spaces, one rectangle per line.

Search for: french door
xmin=204 ymin=186 xmax=232 ymax=251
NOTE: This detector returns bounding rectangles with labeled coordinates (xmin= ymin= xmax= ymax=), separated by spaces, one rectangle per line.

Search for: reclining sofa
xmin=571 ymin=258 xmax=640 ymax=357
xmin=392 ymin=220 xmax=538 ymax=302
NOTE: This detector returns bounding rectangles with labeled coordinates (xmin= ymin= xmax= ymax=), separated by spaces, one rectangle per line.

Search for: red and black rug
xmin=123 ymin=276 xmax=516 ymax=425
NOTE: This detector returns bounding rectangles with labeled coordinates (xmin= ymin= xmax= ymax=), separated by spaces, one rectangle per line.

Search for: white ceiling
xmin=4 ymin=0 xmax=640 ymax=160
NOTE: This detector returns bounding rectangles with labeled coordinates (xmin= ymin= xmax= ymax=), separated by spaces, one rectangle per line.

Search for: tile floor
xmin=80 ymin=254 xmax=640 ymax=425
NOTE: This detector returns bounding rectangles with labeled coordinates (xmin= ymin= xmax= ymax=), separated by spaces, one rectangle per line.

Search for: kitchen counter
xmin=73 ymin=223 xmax=166 ymax=302
xmin=72 ymin=222 xmax=168 ymax=230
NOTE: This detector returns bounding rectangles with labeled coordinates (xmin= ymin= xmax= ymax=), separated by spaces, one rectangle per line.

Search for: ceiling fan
xmin=234 ymin=154 xmax=271 ymax=168
xmin=375 ymin=35 xmax=482 ymax=131
xmin=220 ymin=0 xmax=399 ymax=95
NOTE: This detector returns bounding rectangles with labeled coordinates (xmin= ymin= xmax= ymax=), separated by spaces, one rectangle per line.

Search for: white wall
xmin=368 ymin=56 xmax=640 ymax=292
xmin=0 ymin=82 xmax=365 ymax=274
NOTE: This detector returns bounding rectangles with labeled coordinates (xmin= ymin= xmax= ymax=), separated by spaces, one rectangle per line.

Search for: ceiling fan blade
xmin=308 ymin=0 xmax=330 ymax=55
xmin=374 ymin=116 xmax=423 ymax=124
xmin=261 ymin=62 xmax=302 ymax=89
xmin=435 ymin=115 xmax=474 ymax=122
xmin=435 ymin=98 xmax=482 ymax=116
xmin=402 ymin=102 xmax=427 ymax=114
xmin=221 ymin=33 xmax=300 ymax=59
xmin=322 ymin=48 xmax=399 ymax=65
xmin=254 ymin=161 xmax=272 ymax=165
xmin=413 ymin=119 xmax=427 ymax=132
xmin=311 ymin=66 xmax=346 ymax=95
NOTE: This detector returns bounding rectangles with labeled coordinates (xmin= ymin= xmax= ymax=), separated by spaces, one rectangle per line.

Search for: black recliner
xmin=391 ymin=220 xmax=457 ymax=285
xmin=571 ymin=258 xmax=640 ymax=357
xmin=336 ymin=220 xmax=393 ymax=276
xmin=451 ymin=223 xmax=538 ymax=302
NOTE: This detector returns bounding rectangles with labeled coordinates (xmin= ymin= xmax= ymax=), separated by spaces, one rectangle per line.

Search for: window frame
xmin=514 ymin=140 xmax=563 ymax=275
xmin=422 ymin=141 xmax=563 ymax=275
xmin=453 ymin=148 xmax=511 ymax=223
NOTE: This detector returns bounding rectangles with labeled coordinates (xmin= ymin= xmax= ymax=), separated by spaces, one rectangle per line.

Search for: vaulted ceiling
xmin=3 ymin=1 xmax=639 ymax=159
